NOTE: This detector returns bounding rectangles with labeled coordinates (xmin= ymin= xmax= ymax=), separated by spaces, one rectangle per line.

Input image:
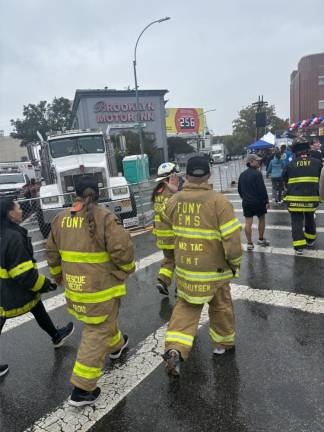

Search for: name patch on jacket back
xmin=61 ymin=217 xmax=84 ymax=229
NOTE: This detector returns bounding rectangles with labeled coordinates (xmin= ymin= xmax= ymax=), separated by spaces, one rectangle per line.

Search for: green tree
xmin=11 ymin=97 xmax=72 ymax=146
xmin=167 ymin=136 xmax=195 ymax=160
xmin=232 ymin=103 xmax=289 ymax=151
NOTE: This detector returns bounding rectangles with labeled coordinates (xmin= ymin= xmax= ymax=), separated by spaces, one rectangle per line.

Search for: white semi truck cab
xmin=37 ymin=129 xmax=137 ymax=237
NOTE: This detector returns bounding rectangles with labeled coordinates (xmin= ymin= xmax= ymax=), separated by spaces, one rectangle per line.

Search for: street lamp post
xmin=196 ymin=108 xmax=217 ymax=153
xmin=133 ymin=17 xmax=170 ymax=177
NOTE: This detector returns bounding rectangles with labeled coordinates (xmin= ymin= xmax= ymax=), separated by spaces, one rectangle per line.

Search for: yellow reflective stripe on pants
xmin=165 ymin=331 xmax=194 ymax=347
xmin=177 ymin=289 xmax=213 ymax=304
xmin=73 ymin=361 xmax=102 ymax=380
xmin=219 ymin=218 xmax=241 ymax=237
xmin=173 ymin=225 xmax=221 ymax=240
xmin=8 ymin=260 xmax=34 ymax=278
xmin=108 ymin=330 xmax=122 ymax=348
xmin=153 ymin=229 xmax=174 ymax=237
xmin=118 ymin=261 xmax=136 ymax=271
xmin=67 ymin=307 xmax=108 ymax=324
xmin=60 ymin=250 xmax=111 ymax=263
xmin=31 ymin=274 xmax=45 ymax=292
xmin=288 ymin=207 xmax=316 ymax=212
xmin=156 ymin=242 xmax=175 ymax=250
xmin=50 ymin=265 xmax=62 ymax=276
xmin=154 ymin=215 xmax=161 ymax=223
xmin=0 ymin=295 xmax=40 ymax=318
xmin=304 ymin=232 xmax=316 ymax=240
xmin=293 ymin=239 xmax=307 ymax=247
xmin=288 ymin=177 xmax=319 ymax=184
xmin=285 ymin=195 xmax=320 ymax=202
xmin=159 ymin=268 xmax=173 ymax=279
xmin=229 ymin=256 xmax=242 ymax=266
xmin=65 ymin=284 xmax=126 ymax=304
xmin=176 ymin=266 xmax=233 ymax=282
xmin=209 ymin=327 xmax=235 ymax=344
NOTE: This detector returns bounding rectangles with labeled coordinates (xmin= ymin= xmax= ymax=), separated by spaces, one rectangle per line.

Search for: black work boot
xmin=162 ymin=349 xmax=182 ymax=376
xmin=69 ymin=386 xmax=101 ymax=407
xmin=0 ymin=364 xmax=9 ymax=377
xmin=156 ymin=280 xmax=169 ymax=296
xmin=52 ymin=322 xmax=74 ymax=348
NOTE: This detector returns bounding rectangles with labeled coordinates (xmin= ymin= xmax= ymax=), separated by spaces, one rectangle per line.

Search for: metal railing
xmin=15 ymin=159 xmax=245 ymax=239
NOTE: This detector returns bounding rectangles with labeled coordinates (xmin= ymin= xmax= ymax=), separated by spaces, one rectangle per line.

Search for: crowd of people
xmin=0 ymin=137 xmax=322 ymax=407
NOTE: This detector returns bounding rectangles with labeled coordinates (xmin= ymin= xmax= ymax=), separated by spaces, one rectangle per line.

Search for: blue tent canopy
xmin=247 ymin=139 xmax=274 ymax=150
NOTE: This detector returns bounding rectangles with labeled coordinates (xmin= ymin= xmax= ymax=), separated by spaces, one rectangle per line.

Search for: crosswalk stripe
xmin=242 ymin=243 xmax=324 ymax=259
xmin=24 ymin=284 xmax=324 ymax=432
xmin=2 ymin=251 xmax=164 ymax=334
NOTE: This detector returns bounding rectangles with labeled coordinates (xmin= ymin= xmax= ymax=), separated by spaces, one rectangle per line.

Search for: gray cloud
xmin=1 ymin=0 xmax=323 ymax=135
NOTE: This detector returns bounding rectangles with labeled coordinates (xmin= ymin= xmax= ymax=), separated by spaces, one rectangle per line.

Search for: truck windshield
xmin=212 ymin=150 xmax=222 ymax=154
xmin=0 ymin=174 xmax=25 ymax=184
xmin=49 ymin=136 xmax=105 ymax=158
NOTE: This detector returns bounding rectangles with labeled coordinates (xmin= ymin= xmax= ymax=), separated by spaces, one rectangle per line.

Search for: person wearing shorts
xmin=238 ymin=154 xmax=270 ymax=250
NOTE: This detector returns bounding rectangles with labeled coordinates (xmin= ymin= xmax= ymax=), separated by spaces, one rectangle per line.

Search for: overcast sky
xmin=1 ymin=0 xmax=323 ymax=136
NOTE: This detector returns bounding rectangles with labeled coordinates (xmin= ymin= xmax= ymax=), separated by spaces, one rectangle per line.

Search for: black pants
xmin=0 ymin=300 xmax=57 ymax=338
xmin=290 ymin=212 xmax=316 ymax=249
xmin=271 ymin=178 xmax=284 ymax=202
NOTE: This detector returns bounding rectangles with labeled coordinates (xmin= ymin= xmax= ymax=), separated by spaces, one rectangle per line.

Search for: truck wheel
xmin=36 ymin=206 xmax=51 ymax=238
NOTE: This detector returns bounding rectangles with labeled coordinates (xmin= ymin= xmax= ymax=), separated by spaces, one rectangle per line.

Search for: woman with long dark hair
xmin=0 ymin=197 xmax=74 ymax=378
xmin=46 ymin=176 xmax=135 ymax=407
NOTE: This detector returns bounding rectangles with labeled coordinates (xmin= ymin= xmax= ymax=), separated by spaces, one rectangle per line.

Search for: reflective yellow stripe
xmin=160 ymin=210 xmax=171 ymax=224
xmin=0 ymin=267 xmax=9 ymax=279
xmin=67 ymin=307 xmax=108 ymax=324
xmin=176 ymin=266 xmax=233 ymax=282
xmin=177 ymin=289 xmax=213 ymax=304
xmin=159 ymin=268 xmax=173 ymax=279
xmin=304 ymin=232 xmax=316 ymax=240
xmin=156 ymin=242 xmax=175 ymax=250
xmin=209 ymin=328 xmax=235 ymax=344
xmin=153 ymin=229 xmax=174 ymax=237
xmin=288 ymin=207 xmax=316 ymax=212
xmin=65 ymin=284 xmax=126 ymax=304
xmin=8 ymin=260 xmax=34 ymax=278
xmin=292 ymin=239 xmax=307 ymax=247
xmin=154 ymin=215 xmax=161 ymax=223
xmin=118 ymin=261 xmax=135 ymax=271
xmin=108 ymin=330 xmax=122 ymax=348
xmin=60 ymin=250 xmax=111 ymax=263
xmin=229 ymin=256 xmax=242 ymax=265
xmin=166 ymin=331 xmax=194 ymax=347
xmin=219 ymin=218 xmax=241 ymax=237
xmin=284 ymin=196 xmax=320 ymax=202
xmin=31 ymin=274 xmax=45 ymax=292
xmin=288 ymin=177 xmax=319 ymax=184
xmin=73 ymin=361 xmax=102 ymax=380
xmin=0 ymin=296 xmax=40 ymax=318
xmin=49 ymin=265 xmax=62 ymax=276
xmin=173 ymin=225 xmax=221 ymax=240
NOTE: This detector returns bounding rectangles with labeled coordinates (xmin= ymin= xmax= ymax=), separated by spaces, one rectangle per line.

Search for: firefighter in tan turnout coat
xmin=161 ymin=156 xmax=242 ymax=375
xmin=46 ymin=176 xmax=135 ymax=407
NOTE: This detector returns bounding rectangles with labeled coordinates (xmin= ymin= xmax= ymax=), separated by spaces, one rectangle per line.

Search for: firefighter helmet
xmin=155 ymin=162 xmax=179 ymax=182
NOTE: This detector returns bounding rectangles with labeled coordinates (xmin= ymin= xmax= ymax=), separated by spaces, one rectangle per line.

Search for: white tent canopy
xmin=260 ymin=131 xmax=275 ymax=145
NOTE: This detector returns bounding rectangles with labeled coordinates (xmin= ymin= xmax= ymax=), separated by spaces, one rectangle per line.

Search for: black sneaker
xmin=307 ymin=240 xmax=316 ymax=248
xmin=156 ymin=280 xmax=169 ymax=296
xmin=52 ymin=322 xmax=74 ymax=348
xmin=162 ymin=349 xmax=182 ymax=376
xmin=295 ymin=248 xmax=304 ymax=256
xmin=68 ymin=386 xmax=101 ymax=407
xmin=0 ymin=364 xmax=9 ymax=377
xmin=109 ymin=335 xmax=129 ymax=360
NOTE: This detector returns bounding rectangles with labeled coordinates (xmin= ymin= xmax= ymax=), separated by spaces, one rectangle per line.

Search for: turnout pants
xmin=165 ymin=282 xmax=235 ymax=360
xmin=71 ymin=298 xmax=124 ymax=392
xmin=157 ymin=249 xmax=175 ymax=287
xmin=290 ymin=211 xmax=316 ymax=249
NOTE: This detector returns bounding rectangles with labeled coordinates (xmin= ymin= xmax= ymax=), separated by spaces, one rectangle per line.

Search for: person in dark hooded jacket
xmin=0 ymin=196 xmax=74 ymax=378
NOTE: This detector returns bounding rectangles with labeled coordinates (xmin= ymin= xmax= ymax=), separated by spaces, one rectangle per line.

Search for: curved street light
xmin=197 ymin=108 xmax=217 ymax=152
xmin=133 ymin=17 xmax=171 ymax=171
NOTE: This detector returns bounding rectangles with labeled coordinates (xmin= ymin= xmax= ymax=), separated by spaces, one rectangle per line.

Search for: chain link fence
xmin=17 ymin=159 xmax=245 ymax=239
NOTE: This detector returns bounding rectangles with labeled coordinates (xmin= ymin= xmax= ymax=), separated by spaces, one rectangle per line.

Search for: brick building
xmin=290 ymin=52 xmax=324 ymax=124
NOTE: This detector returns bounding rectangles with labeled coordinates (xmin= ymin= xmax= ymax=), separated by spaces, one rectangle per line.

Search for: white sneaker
xmin=213 ymin=346 xmax=226 ymax=355
xmin=256 ymin=239 xmax=270 ymax=246
xmin=247 ymin=243 xmax=254 ymax=251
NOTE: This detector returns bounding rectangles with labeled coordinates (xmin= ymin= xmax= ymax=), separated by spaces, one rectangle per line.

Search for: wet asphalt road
xmin=0 ymin=169 xmax=323 ymax=432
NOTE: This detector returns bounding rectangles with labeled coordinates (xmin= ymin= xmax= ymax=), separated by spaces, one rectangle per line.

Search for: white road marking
xmin=24 ymin=284 xmax=324 ymax=432
xmin=2 ymin=251 xmax=163 ymax=334
xmin=242 ymin=243 xmax=324 ymax=259
xmin=32 ymin=240 xmax=46 ymax=247
xmin=28 ymin=228 xmax=40 ymax=233
xmin=251 ymin=224 xmax=324 ymax=232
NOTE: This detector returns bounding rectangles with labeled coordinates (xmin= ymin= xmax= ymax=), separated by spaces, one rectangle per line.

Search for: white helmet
xmin=156 ymin=162 xmax=179 ymax=182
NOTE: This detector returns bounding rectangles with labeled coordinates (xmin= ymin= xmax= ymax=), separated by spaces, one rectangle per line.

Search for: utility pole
xmin=252 ymin=95 xmax=268 ymax=141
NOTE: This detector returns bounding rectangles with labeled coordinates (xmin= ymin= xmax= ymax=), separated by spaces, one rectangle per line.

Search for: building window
xmin=319 ymin=100 xmax=324 ymax=110
xmin=319 ymin=76 xmax=324 ymax=86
